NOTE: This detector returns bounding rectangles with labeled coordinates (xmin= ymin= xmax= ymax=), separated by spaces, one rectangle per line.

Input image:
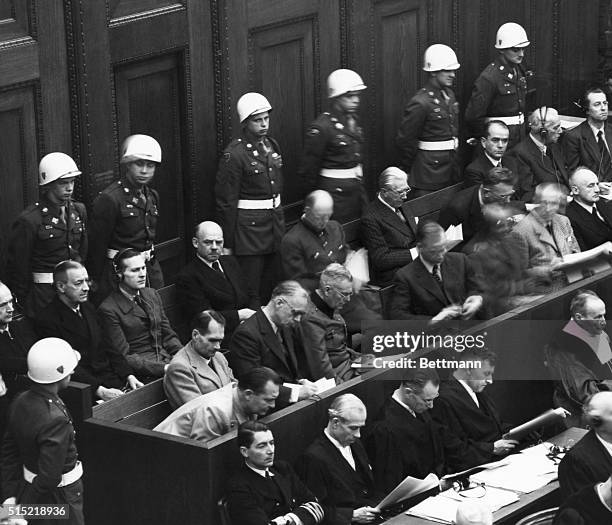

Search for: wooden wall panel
xmin=108 ymin=0 xmax=184 ymax=22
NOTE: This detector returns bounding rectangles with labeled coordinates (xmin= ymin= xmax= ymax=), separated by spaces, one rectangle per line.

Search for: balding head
xmin=584 ymin=392 xmax=612 ymax=439
xmin=529 ymin=106 xmax=562 ymax=144
xmin=570 ymin=167 xmax=600 ymax=205
xmin=571 ymin=290 xmax=607 ymax=336
xmin=192 ymin=221 xmax=224 ymax=262
xmin=327 ymin=394 xmax=367 ymax=446
xmin=379 ymin=167 xmax=410 ymax=208
xmin=304 ymin=190 xmax=334 ymax=230
xmin=533 ymin=183 xmax=565 ymax=223
xmin=0 ymin=282 xmax=14 ymax=328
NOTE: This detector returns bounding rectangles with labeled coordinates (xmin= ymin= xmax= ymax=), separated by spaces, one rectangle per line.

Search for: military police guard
xmin=215 ymin=93 xmax=284 ymax=304
xmin=6 ymin=153 xmax=87 ymax=318
xmin=89 ymin=134 xmax=164 ymax=303
xmin=465 ymin=22 xmax=532 ymax=149
xmin=300 ymin=69 xmax=368 ymax=223
xmin=1 ymin=338 xmax=84 ymax=525
xmin=396 ymin=44 xmax=461 ymax=196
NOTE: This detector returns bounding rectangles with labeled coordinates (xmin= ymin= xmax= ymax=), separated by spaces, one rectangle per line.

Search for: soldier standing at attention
xmin=89 ymin=134 xmax=163 ymax=303
xmin=7 ymin=153 xmax=87 ymax=318
xmin=215 ymin=93 xmax=284 ymax=304
xmin=396 ymin=44 xmax=461 ymax=197
xmin=465 ymin=22 xmax=532 ymax=149
xmin=300 ymin=69 xmax=368 ymax=223
xmin=1 ymin=338 xmax=84 ymax=525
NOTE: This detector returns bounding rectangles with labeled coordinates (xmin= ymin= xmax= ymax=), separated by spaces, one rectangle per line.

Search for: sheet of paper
xmin=313 ymin=377 xmax=336 ymax=393
xmin=410 ymin=246 xmax=419 ymax=260
xmin=377 ymin=472 xmax=439 ymax=510
xmin=503 ymin=408 xmax=567 ymax=441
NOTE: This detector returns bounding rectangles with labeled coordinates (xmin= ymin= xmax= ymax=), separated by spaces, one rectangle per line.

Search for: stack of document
xmin=407 ymin=486 xmax=518 ymax=523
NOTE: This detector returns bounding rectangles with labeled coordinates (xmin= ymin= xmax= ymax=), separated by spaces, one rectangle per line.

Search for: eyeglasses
xmin=484 ymin=188 xmax=515 ymax=202
xmin=278 ymin=297 xmax=306 ymax=318
xmin=452 ymin=480 xmax=487 ymax=498
xmin=385 ymin=186 xmax=411 ymax=198
xmin=331 ymin=286 xmax=353 ymax=300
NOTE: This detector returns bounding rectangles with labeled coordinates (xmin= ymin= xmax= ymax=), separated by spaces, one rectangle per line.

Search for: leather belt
xmin=107 ymin=248 xmax=153 ymax=261
xmin=237 ymin=196 xmax=281 ymax=209
xmin=417 ymin=138 xmax=458 ymax=151
xmin=320 ymin=165 xmax=363 ymax=179
xmin=32 ymin=272 xmax=54 ymax=284
xmin=24 ymin=461 xmax=83 ymax=487
xmin=486 ymin=114 xmax=524 ymax=125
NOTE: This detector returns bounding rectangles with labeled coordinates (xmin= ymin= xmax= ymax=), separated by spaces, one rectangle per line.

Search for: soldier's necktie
xmin=346 ymin=114 xmax=357 ymax=133
xmin=257 ymin=139 xmax=270 ymax=158
xmin=212 ymin=261 xmax=223 ymax=274
xmin=136 ymin=189 xmax=146 ymax=207
xmin=59 ymin=206 xmax=67 ymax=225
xmin=432 ymin=264 xmax=442 ymax=284
xmin=598 ymin=130 xmax=611 ymax=168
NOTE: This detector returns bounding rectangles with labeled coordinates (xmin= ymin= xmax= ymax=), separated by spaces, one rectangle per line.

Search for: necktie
xmin=598 ymin=130 xmax=611 ymax=168
xmin=257 ymin=139 xmax=270 ymax=158
xmin=0 ymin=328 xmax=12 ymax=341
xmin=136 ymin=189 xmax=147 ymax=207
xmin=59 ymin=206 xmax=67 ymax=225
xmin=592 ymin=206 xmax=605 ymax=224
xmin=208 ymin=357 xmax=217 ymax=375
xmin=346 ymin=114 xmax=357 ymax=133
xmin=395 ymin=208 xmax=406 ymax=223
xmin=74 ymin=307 xmax=83 ymax=319
xmin=432 ymin=264 xmax=442 ymax=284
xmin=212 ymin=261 xmax=223 ymax=273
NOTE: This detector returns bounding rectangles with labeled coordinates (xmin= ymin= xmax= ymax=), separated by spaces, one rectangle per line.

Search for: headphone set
xmin=112 ymin=248 xmax=134 ymax=282
xmin=538 ymin=106 xmax=549 ymax=138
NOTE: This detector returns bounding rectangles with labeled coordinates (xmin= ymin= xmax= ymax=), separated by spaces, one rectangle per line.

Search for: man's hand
xmin=493 ymin=438 xmax=519 ymax=455
xmin=127 ymin=375 xmax=144 ymax=390
xmin=238 ymin=308 xmax=257 ymax=321
xmin=431 ymin=304 xmax=463 ymax=322
xmin=461 ymin=295 xmax=483 ymax=319
xmin=96 ymin=386 xmax=124 ymax=401
xmin=297 ymin=379 xmax=318 ymax=400
xmin=352 ymin=506 xmax=380 ymax=523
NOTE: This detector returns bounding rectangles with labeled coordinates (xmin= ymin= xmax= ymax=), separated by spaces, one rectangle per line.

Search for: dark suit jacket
xmin=563 ymin=120 xmax=612 ymax=182
xmin=296 ymin=435 xmax=377 ymax=525
xmin=98 ymin=287 xmax=182 ymax=377
xmin=554 ymin=481 xmax=612 ymax=525
xmin=227 ymin=460 xmax=322 ymax=525
xmin=464 ymin=150 xmax=521 ymax=188
xmin=0 ymin=317 xmax=35 ymax=398
xmin=565 ymin=199 xmax=612 ymax=250
xmin=37 ymin=296 xmax=131 ymax=390
xmin=430 ymin=378 xmax=509 ymax=469
xmin=360 ymin=198 xmax=417 ymax=286
xmin=365 ymin=399 xmax=450 ymax=493
xmin=558 ymin=430 xmax=612 ymax=498
xmin=390 ymin=253 xmax=479 ymax=320
xmin=507 ymin=136 xmax=569 ymax=201
xmin=229 ymin=309 xmax=317 ymax=403
xmin=176 ymin=255 xmax=257 ymax=346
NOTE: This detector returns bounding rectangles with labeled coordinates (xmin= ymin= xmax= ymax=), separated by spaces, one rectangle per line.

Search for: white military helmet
xmin=237 ymin=92 xmax=272 ymax=123
xmin=495 ymin=22 xmax=530 ymax=49
xmin=38 ymin=152 xmax=81 ymax=186
xmin=120 ymin=134 xmax=162 ymax=164
xmin=422 ymin=44 xmax=460 ymax=72
xmin=327 ymin=69 xmax=367 ymax=99
xmin=27 ymin=338 xmax=81 ymax=384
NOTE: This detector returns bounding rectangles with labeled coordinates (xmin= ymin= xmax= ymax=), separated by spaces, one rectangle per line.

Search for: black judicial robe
xmin=431 ymin=378 xmax=510 ymax=470
xmin=366 ymin=399 xmax=453 ymax=493
xmin=296 ymin=435 xmax=377 ymax=525
xmin=554 ymin=481 xmax=612 ymax=525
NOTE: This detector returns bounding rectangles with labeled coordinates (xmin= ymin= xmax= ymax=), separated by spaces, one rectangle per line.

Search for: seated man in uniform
xmin=510 ymin=183 xmax=580 ymax=292
xmin=366 ymin=368 xmax=456 ymax=492
xmin=176 ymin=221 xmax=257 ymax=347
xmin=300 ymin=264 xmax=360 ymax=384
xmin=360 ymin=167 xmax=417 ymax=287
xmin=98 ymin=248 xmax=183 ymax=379
xmin=558 ymin=392 xmax=612 ymax=498
xmin=229 ymin=281 xmax=318 ymax=406
xmin=296 ymin=394 xmax=380 ymax=525
xmin=554 ymin=475 xmax=612 ymax=525
xmin=37 ymin=261 xmax=142 ymax=402
xmin=431 ymin=348 xmax=517 ymax=470
xmin=154 ymin=366 xmax=280 ymax=442
xmin=566 ymin=167 xmax=612 ymax=250
xmin=390 ymin=221 xmax=483 ymax=321
xmin=163 ymin=310 xmax=235 ymax=410
xmin=546 ymin=290 xmax=612 ymax=424
xmin=507 ymin=107 xmax=569 ymax=202
xmin=227 ymin=421 xmax=324 ymax=525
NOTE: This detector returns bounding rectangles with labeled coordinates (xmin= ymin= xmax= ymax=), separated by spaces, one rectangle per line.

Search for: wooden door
xmin=0 ymin=0 xmax=72 ymax=279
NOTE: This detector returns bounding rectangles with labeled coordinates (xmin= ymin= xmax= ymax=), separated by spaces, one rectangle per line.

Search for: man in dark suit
xmin=439 ymin=166 xmax=524 ymax=247
xmin=554 ymin=476 xmax=612 ymax=525
xmin=431 ymin=348 xmax=516 ymax=470
xmin=558 ymin=392 xmax=612 ymax=498
xmin=507 ymin=107 xmax=569 ymax=201
xmin=37 ymin=261 xmax=142 ymax=401
xmin=98 ymin=249 xmax=183 ymax=379
xmin=163 ymin=310 xmax=235 ymax=410
xmin=390 ymin=221 xmax=483 ymax=321
xmin=360 ymin=167 xmax=417 ymax=286
xmin=176 ymin=221 xmax=257 ymax=346
xmin=296 ymin=394 xmax=380 ymax=525
xmin=464 ymin=120 xmax=523 ymax=189
xmin=566 ymin=167 xmax=612 ymax=250
xmin=366 ymin=368 xmax=457 ymax=493
xmin=229 ymin=281 xmax=318 ymax=405
xmin=546 ymin=290 xmax=612 ymax=424
xmin=563 ymin=88 xmax=612 ymax=182
xmin=227 ymin=420 xmax=324 ymax=525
